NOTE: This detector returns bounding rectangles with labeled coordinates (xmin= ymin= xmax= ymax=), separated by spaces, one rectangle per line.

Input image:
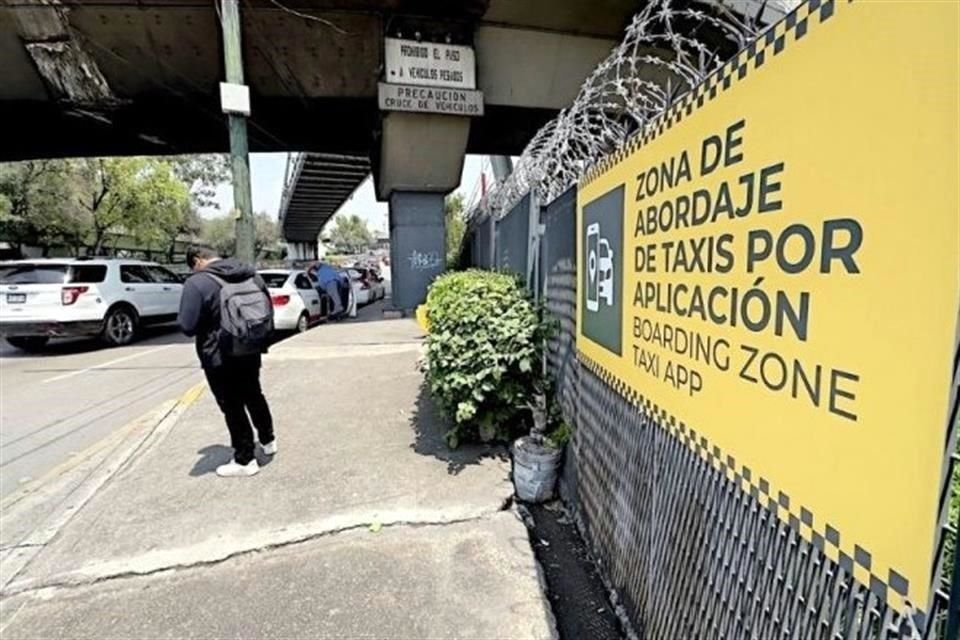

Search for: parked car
xmin=348 ymin=267 xmax=386 ymax=305
xmin=307 ymin=262 xmax=354 ymax=318
xmin=259 ymin=269 xmax=325 ymax=333
xmin=0 ymin=258 xmax=184 ymax=351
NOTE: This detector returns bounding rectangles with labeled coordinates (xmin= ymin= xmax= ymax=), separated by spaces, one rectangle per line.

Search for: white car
xmin=0 ymin=258 xmax=183 ymax=351
xmin=347 ymin=267 xmax=386 ymax=306
xmin=259 ymin=269 xmax=323 ymax=333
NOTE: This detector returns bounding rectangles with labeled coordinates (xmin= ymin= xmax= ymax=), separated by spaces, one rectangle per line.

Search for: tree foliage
xmin=74 ymin=158 xmax=190 ymax=255
xmin=200 ymin=215 xmax=235 ymax=257
xmin=254 ymin=211 xmax=281 ymax=256
xmin=0 ymin=160 xmax=89 ymax=253
xmin=201 ymin=211 xmax=280 ymax=259
xmin=169 ymin=155 xmax=229 ymax=211
xmin=0 ymin=157 xmax=193 ymax=256
xmin=445 ymin=193 xmax=466 ymax=267
xmin=0 ymin=155 xmax=279 ymax=260
xmin=329 ymin=214 xmax=373 ymax=253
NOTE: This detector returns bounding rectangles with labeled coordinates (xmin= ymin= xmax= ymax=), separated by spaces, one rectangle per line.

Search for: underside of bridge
xmin=1 ymin=0 xmax=647 ymax=161
xmin=280 ymin=154 xmax=370 ymax=244
xmin=2 ymin=0 xmax=779 ymax=308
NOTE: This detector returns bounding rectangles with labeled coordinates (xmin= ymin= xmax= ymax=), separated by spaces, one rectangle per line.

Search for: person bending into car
xmin=178 ymin=246 xmax=276 ymax=478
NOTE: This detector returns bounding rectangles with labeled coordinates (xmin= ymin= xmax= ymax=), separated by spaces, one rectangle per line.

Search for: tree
xmin=75 ymin=158 xmax=189 ymax=256
xmin=162 ymin=155 xmax=228 ymax=259
xmin=445 ymin=192 xmax=466 ymax=267
xmin=329 ymin=214 xmax=373 ymax=254
xmin=169 ymin=155 xmax=230 ymax=211
xmin=254 ymin=211 xmax=280 ymax=257
xmin=200 ymin=212 xmax=280 ymax=260
xmin=129 ymin=161 xmax=194 ymax=252
xmin=0 ymin=160 xmax=89 ymax=255
xmin=200 ymin=215 xmax=236 ymax=257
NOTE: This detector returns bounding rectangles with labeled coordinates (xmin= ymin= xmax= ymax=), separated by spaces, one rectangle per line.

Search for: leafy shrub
xmin=545 ymin=420 xmax=574 ymax=450
xmin=424 ymin=270 xmax=549 ymax=448
xmin=943 ymin=458 xmax=960 ymax=587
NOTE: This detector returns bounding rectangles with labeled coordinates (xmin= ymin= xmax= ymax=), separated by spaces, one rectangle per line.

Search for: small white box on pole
xmin=219 ymin=82 xmax=250 ymax=115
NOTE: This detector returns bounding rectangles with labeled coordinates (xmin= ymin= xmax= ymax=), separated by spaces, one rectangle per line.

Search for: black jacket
xmin=177 ymin=258 xmax=268 ymax=369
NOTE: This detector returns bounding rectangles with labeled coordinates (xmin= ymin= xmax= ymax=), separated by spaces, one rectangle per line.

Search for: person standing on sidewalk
xmin=178 ymin=246 xmax=276 ymax=478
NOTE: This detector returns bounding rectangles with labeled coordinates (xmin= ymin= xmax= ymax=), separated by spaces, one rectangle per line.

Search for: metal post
xmin=220 ymin=0 xmax=255 ymax=263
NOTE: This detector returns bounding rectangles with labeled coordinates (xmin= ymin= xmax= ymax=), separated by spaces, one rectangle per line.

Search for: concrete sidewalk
xmin=0 ymin=308 xmax=555 ymax=639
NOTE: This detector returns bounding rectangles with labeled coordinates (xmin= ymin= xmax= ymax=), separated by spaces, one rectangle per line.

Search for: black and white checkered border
xmin=575 ymin=350 xmax=924 ymax=626
xmin=580 ymin=0 xmax=847 ymax=188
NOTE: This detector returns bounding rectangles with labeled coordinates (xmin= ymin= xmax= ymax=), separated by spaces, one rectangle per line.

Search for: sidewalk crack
xmin=0 ymin=543 xmax=44 ymax=552
xmin=2 ymin=509 xmax=510 ymax=597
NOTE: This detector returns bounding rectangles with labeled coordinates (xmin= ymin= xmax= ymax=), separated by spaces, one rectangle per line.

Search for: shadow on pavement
xmin=190 ymin=443 xmax=275 ymax=476
xmin=190 ymin=445 xmax=232 ymax=476
xmin=0 ymin=325 xmax=191 ymax=359
xmin=409 ymin=382 xmax=508 ymax=476
xmin=342 ymin=299 xmax=389 ymax=324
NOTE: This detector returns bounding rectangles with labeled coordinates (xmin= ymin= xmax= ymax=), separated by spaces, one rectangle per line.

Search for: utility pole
xmin=219 ymin=0 xmax=255 ymax=263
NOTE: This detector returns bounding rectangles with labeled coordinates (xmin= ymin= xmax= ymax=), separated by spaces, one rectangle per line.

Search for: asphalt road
xmin=0 ymin=327 xmax=202 ymax=499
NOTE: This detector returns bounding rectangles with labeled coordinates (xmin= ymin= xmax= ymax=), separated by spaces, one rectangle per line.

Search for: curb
xmin=0 ymin=382 xmax=205 ymax=592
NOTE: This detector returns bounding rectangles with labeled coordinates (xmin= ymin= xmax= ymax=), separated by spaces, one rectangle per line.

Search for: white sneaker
xmin=216 ymin=460 xmax=260 ymax=477
xmin=261 ymin=440 xmax=277 ymax=456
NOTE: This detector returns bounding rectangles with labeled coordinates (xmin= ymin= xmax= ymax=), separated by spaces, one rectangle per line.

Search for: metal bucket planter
xmin=512 ymin=435 xmax=562 ymax=503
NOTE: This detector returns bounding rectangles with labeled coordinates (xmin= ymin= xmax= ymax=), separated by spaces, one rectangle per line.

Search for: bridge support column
xmin=375 ymin=111 xmax=470 ymax=311
xmin=286 ymin=242 xmax=317 ymax=263
xmin=388 ymin=192 xmax=445 ymax=312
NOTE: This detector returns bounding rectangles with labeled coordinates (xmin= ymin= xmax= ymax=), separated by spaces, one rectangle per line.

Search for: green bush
xmin=424 ymin=270 xmax=549 ymax=448
xmin=943 ymin=455 xmax=960 ymax=587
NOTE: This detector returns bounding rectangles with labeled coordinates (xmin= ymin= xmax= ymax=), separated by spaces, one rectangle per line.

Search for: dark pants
xmin=204 ymin=356 xmax=274 ymax=465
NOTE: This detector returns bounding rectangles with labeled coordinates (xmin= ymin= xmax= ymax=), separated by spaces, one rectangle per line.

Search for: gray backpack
xmin=206 ymin=273 xmax=274 ymax=356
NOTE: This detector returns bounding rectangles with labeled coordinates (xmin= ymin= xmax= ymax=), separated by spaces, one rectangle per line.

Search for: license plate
xmin=6 ymin=293 xmax=26 ymax=304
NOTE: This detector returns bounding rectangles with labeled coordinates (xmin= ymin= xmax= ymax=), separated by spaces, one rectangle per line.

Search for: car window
xmin=120 ymin=265 xmax=155 ymax=284
xmin=67 ymin=265 xmax=108 ymax=283
xmin=0 ymin=264 xmax=69 ymax=284
xmin=294 ymin=274 xmax=313 ymax=290
xmin=260 ymin=273 xmax=290 ymax=289
xmin=146 ymin=265 xmax=181 ymax=284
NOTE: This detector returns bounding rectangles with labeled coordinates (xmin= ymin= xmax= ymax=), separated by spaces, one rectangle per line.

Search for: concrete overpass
xmin=2 ymin=0 xmax=637 ymax=161
xmin=2 ymin=0 xmax=778 ymax=309
xmin=279 ymin=153 xmax=370 ymax=250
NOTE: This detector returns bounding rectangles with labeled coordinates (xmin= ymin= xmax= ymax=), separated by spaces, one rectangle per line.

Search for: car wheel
xmin=6 ymin=336 xmax=50 ymax=352
xmin=296 ymin=312 xmax=309 ymax=333
xmin=102 ymin=306 xmax=138 ymax=347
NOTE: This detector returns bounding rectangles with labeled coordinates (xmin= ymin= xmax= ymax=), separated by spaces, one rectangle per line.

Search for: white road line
xmin=40 ymin=345 xmax=176 ymax=384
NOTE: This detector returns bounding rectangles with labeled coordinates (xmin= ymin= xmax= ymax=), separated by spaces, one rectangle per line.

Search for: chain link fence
xmin=534 ymin=184 xmax=955 ymax=640
xmin=459 ymin=1 xmax=958 ymax=637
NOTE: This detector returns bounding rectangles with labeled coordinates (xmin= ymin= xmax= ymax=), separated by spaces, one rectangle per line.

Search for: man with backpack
xmin=178 ymin=246 xmax=276 ymax=478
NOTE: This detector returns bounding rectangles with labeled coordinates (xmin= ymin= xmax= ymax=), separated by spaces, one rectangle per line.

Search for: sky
xmin=208 ymin=153 xmax=493 ymax=234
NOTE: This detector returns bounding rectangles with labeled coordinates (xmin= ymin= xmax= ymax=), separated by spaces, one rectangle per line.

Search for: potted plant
xmin=422 ymin=269 xmax=570 ymax=503
xmin=512 ymin=380 xmax=571 ymax=503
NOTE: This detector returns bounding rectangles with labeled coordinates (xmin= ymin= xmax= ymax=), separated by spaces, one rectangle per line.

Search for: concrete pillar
xmin=375 ymin=112 xmax=469 ymax=200
xmin=374 ymin=110 xmax=471 ymax=311
xmin=286 ymin=241 xmax=317 ymax=263
xmin=388 ymin=192 xmax=445 ymax=311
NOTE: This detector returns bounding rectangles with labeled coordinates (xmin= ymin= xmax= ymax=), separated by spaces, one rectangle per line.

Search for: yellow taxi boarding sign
xmin=576 ymin=0 xmax=959 ymax=619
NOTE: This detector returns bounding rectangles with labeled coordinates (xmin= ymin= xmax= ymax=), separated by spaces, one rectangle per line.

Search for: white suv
xmin=0 ymin=258 xmax=184 ymax=351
